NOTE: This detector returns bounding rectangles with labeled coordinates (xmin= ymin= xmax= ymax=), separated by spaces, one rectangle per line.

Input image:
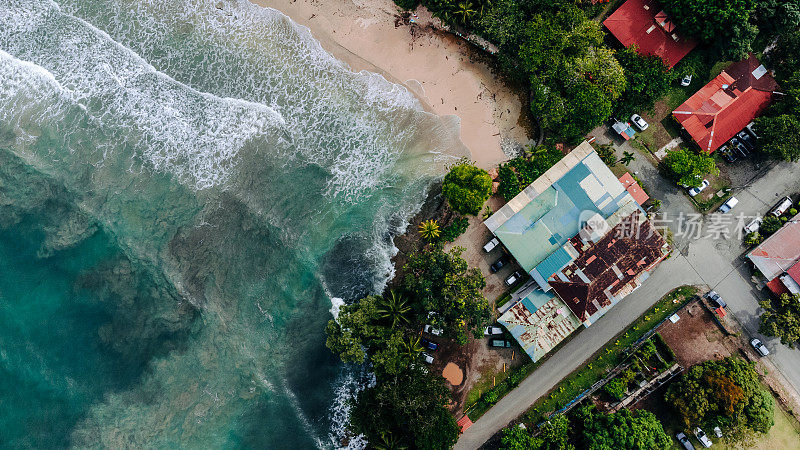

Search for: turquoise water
xmin=0 ymin=0 xmax=467 ymax=447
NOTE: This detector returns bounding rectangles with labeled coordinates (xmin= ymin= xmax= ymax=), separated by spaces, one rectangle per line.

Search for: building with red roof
xmin=603 ymin=0 xmax=697 ymax=68
xmin=673 ymin=54 xmax=779 ymax=153
xmin=618 ymin=172 xmax=649 ymax=206
xmin=548 ymin=211 xmax=669 ymax=326
xmin=747 ymin=213 xmax=800 ymax=297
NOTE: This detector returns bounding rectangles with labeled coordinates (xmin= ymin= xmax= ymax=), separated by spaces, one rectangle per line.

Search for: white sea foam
xmin=329 ymin=297 xmax=345 ymax=321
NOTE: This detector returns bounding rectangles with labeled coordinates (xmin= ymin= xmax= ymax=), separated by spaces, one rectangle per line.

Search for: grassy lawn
xmin=716 ymin=402 xmax=800 ymax=450
xmin=520 ymin=285 xmax=699 ymax=424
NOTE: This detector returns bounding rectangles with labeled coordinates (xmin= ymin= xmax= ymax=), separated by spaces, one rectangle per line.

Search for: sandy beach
xmin=250 ymin=0 xmax=532 ymax=169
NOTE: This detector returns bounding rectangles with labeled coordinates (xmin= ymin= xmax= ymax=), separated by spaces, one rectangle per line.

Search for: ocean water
xmin=0 ymin=0 xmax=468 ymax=447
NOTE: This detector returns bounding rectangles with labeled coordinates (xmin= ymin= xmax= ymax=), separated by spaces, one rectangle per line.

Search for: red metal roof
xmin=766 ymin=277 xmax=791 ymax=297
xmin=673 ymin=54 xmax=779 ymax=153
xmin=747 ymin=212 xmax=800 ymax=281
xmin=549 ymin=213 xmax=667 ymax=323
xmin=603 ymin=0 xmax=697 ymax=68
xmin=787 ymin=261 xmax=800 ymax=286
xmin=618 ymin=172 xmax=650 ymax=205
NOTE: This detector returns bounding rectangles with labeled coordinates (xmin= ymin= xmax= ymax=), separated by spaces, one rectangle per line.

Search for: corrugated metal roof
xmin=498 ymin=291 xmax=581 ymax=362
xmin=603 ymin=0 xmax=697 ymax=68
xmin=747 ymin=213 xmax=800 ymax=280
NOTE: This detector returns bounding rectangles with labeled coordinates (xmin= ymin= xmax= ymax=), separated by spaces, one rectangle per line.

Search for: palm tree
xmin=455 ymin=1 xmax=476 ymax=25
xmin=402 ymin=336 xmax=425 ymax=360
xmin=418 ymin=219 xmax=440 ymax=241
xmin=374 ymin=432 xmax=408 ymax=450
xmin=376 ymin=291 xmax=412 ymax=327
xmin=620 ymin=151 xmax=635 ymax=166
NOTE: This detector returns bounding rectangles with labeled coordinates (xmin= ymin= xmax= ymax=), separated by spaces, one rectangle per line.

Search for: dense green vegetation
xmin=661 ymin=147 xmax=718 ymax=188
xmin=665 ymin=357 xmax=774 ymax=437
xmin=325 ymin=245 xmax=491 ymax=447
xmin=500 ymin=406 xmax=670 ymax=450
xmin=497 ymin=145 xmax=563 ymax=200
xmin=759 ymin=293 xmax=800 ymax=347
xmin=442 ymin=163 xmax=492 ymax=215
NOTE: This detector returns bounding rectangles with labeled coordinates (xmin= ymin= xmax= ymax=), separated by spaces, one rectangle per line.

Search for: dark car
xmin=719 ymin=145 xmax=737 ymax=163
xmin=730 ymin=138 xmax=750 ymax=158
xmin=676 ymin=432 xmax=695 ymax=450
xmin=490 ymin=338 xmax=512 ymax=348
xmin=706 ymin=290 xmax=727 ymax=309
xmin=490 ymin=255 xmax=510 ymax=273
xmin=421 ymin=338 xmax=439 ymax=351
xmin=737 ymin=131 xmax=755 ymax=150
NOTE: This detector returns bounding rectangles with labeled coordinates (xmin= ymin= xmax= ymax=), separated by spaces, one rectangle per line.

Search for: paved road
xmin=456 ymin=143 xmax=800 ymax=449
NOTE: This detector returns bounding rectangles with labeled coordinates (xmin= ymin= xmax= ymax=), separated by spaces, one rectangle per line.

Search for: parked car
xmin=505 ymin=270 xmax=523 ymax=286
xmin=718 ymin=197 xmax=739 ymax=213
xmin=422 ymin=352 xmax=434 ymax=364
xmin=484 ymin=326 xmax=504 ymax=336
xmin=719 ymin=145 xmax=737 ymax=163
xmin=751 ymin=338 xmax=770 ymax=356
xmin=746 ymin=121 xmax=759 ymax=139
xmin=421 ymin=338 xmax=439 ymax=351
xmin=490 ymin=338 xmax=512 ymax=348
xmin=631 ymin=114 xmax=649 ymax=131
xmin=737 ymin=130 xmax=755 ymax=150
xmin=423 ymin=324 xmax=443 ymax=336
xmin=688 ymin=179 xmax=709 ymax=197
xmin=490 ymin=255 xmax=510 ymax=273
xmin=483 ymin=237 xmax=500 ymax=253
xmin=706 ymin=290 xmax=727 ymax=309
xmin=743 ymin=217 xmax=762 ymax=234
xmin=694 ymin=428 xmax=712 ymax=448
xmin=712 ymin=426 xmax=723 ymax=438
xmin=676 ymin=432 xmax=696 ymax=450
xmin=769 ymin=196 xmax=793 ymax=217
xmin=681 ymin=74 xmax=693 ymax=86
xmin=730 ymin=138 xmax=750 ymax=158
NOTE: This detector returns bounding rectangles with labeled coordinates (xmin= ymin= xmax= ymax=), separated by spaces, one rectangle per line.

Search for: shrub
xmin=789 ymin=207 xmax=798 ymax=216
xmin=442 ymin=163 xmax=492 ymax=215
xmin=497 ymin=165 xmax=521 ymax=200
xmin=439 ymin=217 xmax=469 ymax=242
xmin=745 ymin=232 xmax=764 ymax=246
xmin=596 ymin=143 xmax=617 ymax=167
xmin=603 ymin=377 xmax=628 ymax=400
xmin=761 ymin=215 xmax=783 ymax=236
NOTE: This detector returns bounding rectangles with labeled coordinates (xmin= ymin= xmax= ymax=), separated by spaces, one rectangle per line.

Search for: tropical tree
xmin=418 ymin=219 xmax=441 ymax=241
xmin=401 ymin=336 xmax=425 ymax=361
xmin=374 ymin=432 xmax=408 ymax=450
xmin=455 ymin=1 xmax=476 ymax=25
xmin=660 ymin=0 xmax=756 ymax=58
xmin=664 ymin=357 xmax=774 ymax=437
xmin=759 ymin=293 xmax=800 ymax=347
xmin=760 ymin=215 xmax=783 ymax=236
xmin=442 ymin=163 xmax=492 ymax=215
xmin=614 ymin=47 xmax=673 ymax=117
xmin=575 ymin=406 xmax=670 ymax=449
xmin=753 ymin=114 xmax=800 ymax=161
xmin=376 ymin=290 xmax=412 ymax=328
xmin=661 ymin=148 xmax=718 ymax=188
xmin=403 ymin=246 xmax=491 ymax=344
xmin=620 ymin=151 xmax=635 ymax=166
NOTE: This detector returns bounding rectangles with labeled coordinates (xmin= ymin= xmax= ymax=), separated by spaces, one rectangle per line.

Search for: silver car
xmin=751 ymin=338 xmax=770 ymax=356
xmin=694 ymin=427 xmax=712 ymax=448
xmin=676 ymin=432 xmax=695 ymax=450
xmin=631 ymin=114 xmax=649 ymax=131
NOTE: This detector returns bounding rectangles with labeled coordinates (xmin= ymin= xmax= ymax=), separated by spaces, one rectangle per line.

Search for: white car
xmin=483 ymin=237 xmax=500 ymax=253
xmin=694 ymin=428 xmax=712 ymax=448
xmin=681 ymin=74 xmax=693 ymax=86
xmin=423 ymin=324 xmax=443 ymax=336
xmin=751 ymin=338 xmax=770 ymax=356
xmin=743 ymin=217 xmax=762 ymax=234
xmin=484 ymin=326 xmax=504 ymax=336
xmin=422 ymin=352 xmax=434 ymax=364
xmin=688 ymin=179 xmax=709 ymax=197
xmin=631 ymin=114 xmax=649 ymax=131
xmin=718 ymin=197 xmax=739 ymax=214
xmin=712 ymin=426 xmax=722 ymax=438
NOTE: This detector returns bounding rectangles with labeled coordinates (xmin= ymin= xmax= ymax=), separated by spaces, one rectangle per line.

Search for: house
xmin=747 ymin=213 xmax=800 ymax=297
xmin=548 ymin=211 xmax=669 ymax=326
xmin=483 ymin=141 xmax=642 ymax=289
xmin=603 ymin=0 xmax=697 ymax=68
xmin=488 ymin=142 xmax=670 ymax=358
xmin=498 ymin=289 xmax=581 ymax=362
xmin=673 ymin=54 xmax=780 ymax=153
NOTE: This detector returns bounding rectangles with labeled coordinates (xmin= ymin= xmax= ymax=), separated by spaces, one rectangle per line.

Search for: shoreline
xmin=249 ymin=0 xmax=532 ymax=170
